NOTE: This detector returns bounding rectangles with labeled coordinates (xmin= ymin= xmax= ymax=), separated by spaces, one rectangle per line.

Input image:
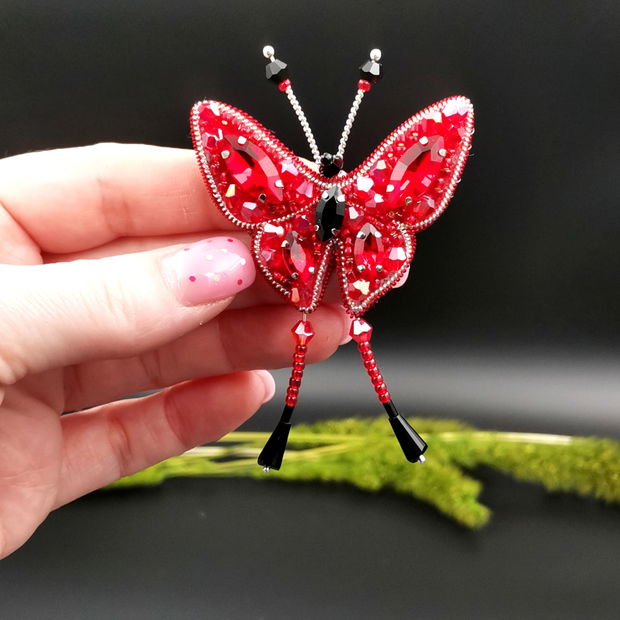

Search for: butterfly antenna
xmin=335 ymin=48 xmax=384 ymax=162
xmin=262 ymin=45 xmax=322 ymax=165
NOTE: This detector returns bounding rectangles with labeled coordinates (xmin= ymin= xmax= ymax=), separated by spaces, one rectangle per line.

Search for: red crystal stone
xmin=279 ymin=159 xmax=316 ymax=200
xmin=383 ymin=245 xmax=408 ymax=272
xmin=349 ymin=318 xmax=373 ymax=343
xmin=259 ymin=216 xmax=320 ymax=308
xmin=223 ymin=134 xmax=283 ymax=199
xmin=292 ymin=320 xmax=314 ymax=345
xmin=342 ymin=215 xmax=410 ymax=306
xmin=198 ymin=103 xmax=225 ymax=159
xmin=358 ymin=79 xmax=372 ymax=92
xmin=390 ymin=136 xmax=444 ymax=200
xmin=353 ymin=222 xmax=386 ymax=278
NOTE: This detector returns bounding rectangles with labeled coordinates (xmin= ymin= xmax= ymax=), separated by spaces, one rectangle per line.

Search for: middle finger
xmin=63 ymin=303 xmax=351 ymax=411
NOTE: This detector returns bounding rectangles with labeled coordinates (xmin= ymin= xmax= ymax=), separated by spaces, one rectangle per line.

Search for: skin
xmin=0 ymin=143 xmax=352 ymax=559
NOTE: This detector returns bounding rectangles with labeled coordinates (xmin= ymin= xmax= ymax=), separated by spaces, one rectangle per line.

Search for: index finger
xmin=0 ymin=143 xmax=232 ymax=255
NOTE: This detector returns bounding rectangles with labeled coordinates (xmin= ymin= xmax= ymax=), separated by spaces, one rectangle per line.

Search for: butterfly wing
xmin=254 ymin=214 xmax=336 ymax=312
xmin=340 ymin=96 xmax=474 ymax=231
xmin=335 ymin=96 xmax=474 ymax=315
xmin=191 ymin=100 xmax=333 ymax=312
xmin=335 ymin=212 xmax=415 ymax=316
xmin=191 ymin=100 xmax=324 ymax=227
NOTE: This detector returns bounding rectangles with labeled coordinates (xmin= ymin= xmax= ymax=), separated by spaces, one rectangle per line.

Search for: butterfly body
xmin=191 ymin=96 xmax=474 ymax=318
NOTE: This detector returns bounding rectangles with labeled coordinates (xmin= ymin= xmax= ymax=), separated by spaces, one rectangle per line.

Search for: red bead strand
xmin=285 ymin=319 xmax=314 ymax=407
xmin=349 ymin=318 xmax=391 ymax=403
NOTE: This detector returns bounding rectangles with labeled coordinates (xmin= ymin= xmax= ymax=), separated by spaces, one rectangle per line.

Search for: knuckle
xmin=95 ymin=274 xmax=143 ymax=349
xmin=88 ymin=143 xmax=132 ymax=237
xmin=136 ymin=348 xmax=168 ymax=390
xmin=162 ymin=387 xmax=192 ymax=451
xmin=0 ymin=348 xmax=27 ymax=386
xmin=105 ymin=410 xmax=133 ymax=479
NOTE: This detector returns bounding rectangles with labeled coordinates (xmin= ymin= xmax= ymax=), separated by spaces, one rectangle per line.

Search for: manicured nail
xmin=394 ymin=266 xmax=410 ymax=289
xmin=255 ymin=370 xmax=276 ymax=403
xmin=165 ymin=237 xmax=256 ymax=306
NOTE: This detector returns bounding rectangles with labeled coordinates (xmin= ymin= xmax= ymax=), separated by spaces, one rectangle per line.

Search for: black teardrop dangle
xmin=384 ymin=400 xmax=428 ymax=463
xmin=257 ymin=408 xmax=293 ymax=471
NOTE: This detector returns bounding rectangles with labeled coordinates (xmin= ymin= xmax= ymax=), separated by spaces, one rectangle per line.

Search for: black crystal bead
xmin=383 ymin=400 xmax=428 ymax=463
xmin=319 ymin=152 xmax=343 ymax=178
xmin=359 ymin=59 xmax=382 ymax=84
xmin=265 ymin=59 xmax=288 ymax=84
xmin=315 ymin=185 xmax=346 ymax=242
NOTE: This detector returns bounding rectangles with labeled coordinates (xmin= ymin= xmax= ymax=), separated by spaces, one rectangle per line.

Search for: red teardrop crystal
xmin=259 ymin=216 xmax=321 ymax=309
xmin=343 ymin=217 xmax=411 ymax=306
xmin=353 ymin=222 xmax=386 ymax=280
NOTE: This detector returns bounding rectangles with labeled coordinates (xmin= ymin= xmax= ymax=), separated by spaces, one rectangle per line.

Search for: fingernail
xmin=165 ymin=237 xmax=256 ymax=306
xmin=394 ymin=266 xmax=410 ymax=289
xmin=255 ymin=370 xmax=276 ymax=403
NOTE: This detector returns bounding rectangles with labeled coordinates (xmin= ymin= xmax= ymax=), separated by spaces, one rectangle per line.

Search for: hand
xmin=0 ymin=143 xmax=350 ymax=558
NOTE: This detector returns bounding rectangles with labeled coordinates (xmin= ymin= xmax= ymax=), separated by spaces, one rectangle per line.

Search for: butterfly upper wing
xmin=191 ymin=100 xmax=324 ymax=227
xmin=191 ymin=100 xmax=334 ymax=312
xmin=337 ymin=96 xmax=474 ymax=315
xmin=340 ymin=96 xmax=474 ymax=231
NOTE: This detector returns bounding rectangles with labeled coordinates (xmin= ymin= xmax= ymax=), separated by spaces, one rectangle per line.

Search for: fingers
xmin=0 ymin=237 xmax=256 ymax=385
xmin=54 ymin=370 xmax=275 ymax=508
xmin=64 ymin=303 xmax=350 ymax=410
xmin=395 ymin=266 xmax=410 ymax=288
xmin=44 ymin=232 xmax=216 ymax=262
xmin=0 ymin=144 xmax=229 ymax=256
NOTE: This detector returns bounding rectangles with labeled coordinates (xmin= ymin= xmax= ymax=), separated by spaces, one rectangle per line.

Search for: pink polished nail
xmin=165 ymin=237 xmax=256 ymax=305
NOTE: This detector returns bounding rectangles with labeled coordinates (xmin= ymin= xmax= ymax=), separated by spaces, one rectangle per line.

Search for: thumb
xmin=0 ymin=237 xmax=255 ymax=384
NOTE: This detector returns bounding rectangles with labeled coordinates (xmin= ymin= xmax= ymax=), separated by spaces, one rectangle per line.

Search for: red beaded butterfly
xmin=190 ymin=47 xmax=474 ymax=471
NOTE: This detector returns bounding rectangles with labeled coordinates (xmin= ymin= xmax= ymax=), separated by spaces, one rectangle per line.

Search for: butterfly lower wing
xmin=336 ymin=211 xmax=415 ymax=316
xmin=254 ymin=213 xmax=335 ymax=312
xmin=191 ymin=100 xmax=322 ymax=228
xmin=341 ymin=96 xmax=474 ymax=232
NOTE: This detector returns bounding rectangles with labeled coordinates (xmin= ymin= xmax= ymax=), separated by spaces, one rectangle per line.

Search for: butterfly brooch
xmin=190 ymin=46 xmax=474 ymax=471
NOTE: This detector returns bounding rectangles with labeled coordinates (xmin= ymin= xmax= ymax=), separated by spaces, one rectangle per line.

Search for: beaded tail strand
xmin=257 ymin=318 xmax=314 ymax=472
xmin=350 ymin=318 xmax=427 ymax=463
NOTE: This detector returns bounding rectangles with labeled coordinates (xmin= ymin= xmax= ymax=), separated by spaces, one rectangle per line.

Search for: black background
xmin=0 ymin=1 xmax=619 ymax=618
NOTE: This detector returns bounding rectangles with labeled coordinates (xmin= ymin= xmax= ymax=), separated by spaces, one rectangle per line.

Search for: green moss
xmin=106 ymin=417 xmax=620 ymax=529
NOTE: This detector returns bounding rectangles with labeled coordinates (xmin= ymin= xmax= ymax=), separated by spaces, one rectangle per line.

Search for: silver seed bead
xmin=262 ymin=45 xmax=275 ymax=59
xmin=370 ymin=48 xmax=382 ymax=62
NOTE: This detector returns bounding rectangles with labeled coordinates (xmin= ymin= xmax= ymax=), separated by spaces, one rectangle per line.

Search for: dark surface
xmin=0 ymin=1 xmax=619 ymax=618
xmin=1 ymin=475 xmax=619 ymax=620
